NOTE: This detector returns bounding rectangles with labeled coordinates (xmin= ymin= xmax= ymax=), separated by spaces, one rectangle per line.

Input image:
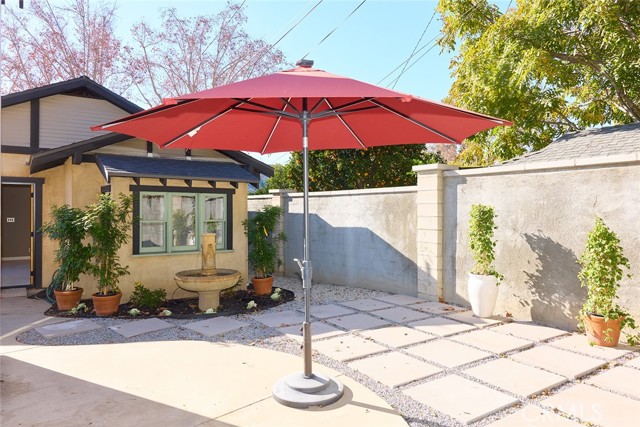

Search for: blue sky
xmin=113 ymin=0 xmax=508 ymax=164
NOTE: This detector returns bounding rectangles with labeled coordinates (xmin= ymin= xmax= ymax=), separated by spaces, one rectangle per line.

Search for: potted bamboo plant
xmin=84 ymin=193 xmax=133 ymax=316
xmin=578 ymin=217 xmax=638 ymax=347
xmin=41 ymin=205 xmax=92 ymax=310
xmin=467 ymin=204 xmax=503 ymax=318
xmin=243 ymin=205 xmax=286 ymax=295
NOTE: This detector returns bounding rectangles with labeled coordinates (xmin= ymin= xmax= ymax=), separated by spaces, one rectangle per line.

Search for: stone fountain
xmin=174 ymin=233 xmax=241 ymax=311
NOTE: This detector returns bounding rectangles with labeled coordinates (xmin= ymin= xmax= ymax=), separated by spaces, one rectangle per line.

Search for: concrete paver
xmin=407 ymin=316 xmax=476 ymax=337
xmin=308 ymin=304 xmax=355 ymax=319
xmin=452 ymin=329 xmax=533 ymax=354
xmin=182 ymin=317 xmax=249 ymax=338
xmin=349 ymin=352 xmax=442 ymax=388
xmin=587 ymin=366 xmax=640 ymax=399
xmin=406 ymin=339 xmax=492 ymax=368
xmin=491 ymin=322 xmax=569 ymax=342
xmin=465 ymin=359 xmax=567 ymax=397
xmin=35 ymin=319 xmax=101 ymax=338
xmin=444 ymin=310 xmax=504 ymax=328
xmin=511 ymin=345 xmax=606 ymax=379
xmin=359 ymin=325 xmax=435 ymax=348
xmin=325 ymin=313 xmax=391 ymax=331
xmin=340 ymin=298 xmax=393 ymax=311
xmin=109 ymin=318 xmax=174 ymax=338
xmin=487 ymin=406 xmax=584 ymax=426
xmin=312 ymin=334 xmax=389 ymax=362
xmin=374 ymin=294 xmax=426 ymax=305
xmin=252 ymin=310 xmax=305 ymax=328
xmin=541 ymin=384 xmax=640 ymax=427
xmin=277 ymin=321 xmax=345 ymax=342
xmin=411 ymin=300 xmax=467 ymax=314
xmin=549 ymin=334 xmax=634 ymax=360
xmin=404 ymin=375 xmax=518 ymax=424
xmin=372 ymin=306 xmax=431 ymax=323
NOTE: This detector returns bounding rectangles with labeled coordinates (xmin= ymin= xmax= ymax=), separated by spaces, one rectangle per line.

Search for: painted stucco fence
xmin=249 ymin=154 xmax=640 ymax=330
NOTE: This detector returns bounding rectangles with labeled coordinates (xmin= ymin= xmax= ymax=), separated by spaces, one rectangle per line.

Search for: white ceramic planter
xmin=468 ymin=273 xmax=499 ymax=318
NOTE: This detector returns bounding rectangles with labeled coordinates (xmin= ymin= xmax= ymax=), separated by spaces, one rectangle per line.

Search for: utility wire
xmin=301 ymin=0 xmax=367 ymax=60
xmin=390 ymin=9 xmax=437 ymax=89
xmin=270 ymin=0 xmax=324 ymax=51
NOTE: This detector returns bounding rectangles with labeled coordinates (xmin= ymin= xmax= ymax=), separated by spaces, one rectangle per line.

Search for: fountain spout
xmin=201 ymin=233 xmax=217 ymax=276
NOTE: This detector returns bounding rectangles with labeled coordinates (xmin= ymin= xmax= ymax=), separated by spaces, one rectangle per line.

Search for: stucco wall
xmin=249 ymin=187 xmax=418 ymax=295
xmin=442 ymin=163 xmax=640 ymax=330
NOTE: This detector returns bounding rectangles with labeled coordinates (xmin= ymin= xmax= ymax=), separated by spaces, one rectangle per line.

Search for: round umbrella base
xmin=272 ymin=372 xmax=344 ymax=409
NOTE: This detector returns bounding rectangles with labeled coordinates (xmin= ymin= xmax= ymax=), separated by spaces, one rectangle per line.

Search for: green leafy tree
xmin=252 ymin=163 xmax=296 ymax=195
xmin=437 ymin=0 xmax=640 ymax=165
xmin=265 ymin=146 xmax=443 ymax=192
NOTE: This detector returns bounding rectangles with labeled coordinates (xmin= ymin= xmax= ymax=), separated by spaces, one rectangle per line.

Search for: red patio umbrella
xmin=93 ymin=60 xmax=511 ymax=408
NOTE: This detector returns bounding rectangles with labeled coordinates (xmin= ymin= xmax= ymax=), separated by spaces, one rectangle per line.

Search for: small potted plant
xmin=84 ymin=193 xmax=133 ymax=316
xmin=578 ymin=217 xmax=638 ymax=347
xmin=41 ymin=205 xmax=92 ymax=310
xmin=242 ymin=205 xmax=286 ymax=295
xmin=467 ymin=204 xmax=503 ymax=318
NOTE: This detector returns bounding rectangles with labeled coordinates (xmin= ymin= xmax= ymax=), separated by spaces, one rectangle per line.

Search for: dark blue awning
xmin=96 ymin=154 xmax=259 ymax=184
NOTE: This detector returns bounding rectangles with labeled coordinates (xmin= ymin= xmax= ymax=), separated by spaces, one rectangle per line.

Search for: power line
xmin=390 ymin=9 xmax=437 ymax=89
xmin=301 ymin=0 xmax=367 ymax=60
xmin=270 ymin=0 xmax=324 ymax=51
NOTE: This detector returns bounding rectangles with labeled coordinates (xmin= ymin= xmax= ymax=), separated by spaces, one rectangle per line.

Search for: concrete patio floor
xmin=2 ymin=291 xmax=639 ymax=426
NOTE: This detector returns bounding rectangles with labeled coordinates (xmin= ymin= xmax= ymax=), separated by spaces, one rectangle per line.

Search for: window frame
xmin=131 ymin=185 xmax=235 ymax=255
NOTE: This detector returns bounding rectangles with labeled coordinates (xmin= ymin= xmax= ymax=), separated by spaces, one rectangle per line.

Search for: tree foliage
xmin=437 ymin=0 xmax=640 ymax=165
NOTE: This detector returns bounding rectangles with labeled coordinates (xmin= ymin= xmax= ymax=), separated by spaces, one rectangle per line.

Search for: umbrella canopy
xmin=94 ymin=64 xmax=510 ymax=153
xmin=93 ymin=61 xmax=511 ymax=408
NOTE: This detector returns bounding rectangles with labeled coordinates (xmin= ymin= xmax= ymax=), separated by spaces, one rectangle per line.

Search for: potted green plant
xmin=242 ymin=205 xmax=286 ymax=295
xmin=578 ymin=217 xmax=638 ymax=347
xmin=41 ymin=205 xmax=93 ymax=310
xmin=83 ymin=193 xmax=133 ymax=316
xmin=467 ymin=204 xmax=503 ymax=318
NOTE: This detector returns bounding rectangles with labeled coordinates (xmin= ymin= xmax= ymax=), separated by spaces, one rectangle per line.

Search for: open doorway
xmin=1 ymin=184 xmax=33 ymax=288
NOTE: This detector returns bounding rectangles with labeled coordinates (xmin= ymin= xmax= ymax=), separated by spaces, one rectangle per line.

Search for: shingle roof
xmin=96 ymin=154 xmax=259 ymax=184
xmin=502 ymin=122 xmax=640 ymax=165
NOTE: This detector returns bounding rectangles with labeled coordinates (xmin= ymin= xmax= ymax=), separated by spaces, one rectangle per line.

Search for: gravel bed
xmin=15 ymin=276 xmax=640 ymax=427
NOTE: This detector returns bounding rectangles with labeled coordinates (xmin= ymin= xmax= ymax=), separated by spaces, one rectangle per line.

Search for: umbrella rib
xmin=323 ymin=99 xmax=366 ymax=148
xmin=312 ymin=106 xmax=378 ymax=119
xmin=369 ymin=99 xmax=460 ymax=144
xmin=261 ymin=98 xmax=293 ymax=154
xmin=233 ymin=98 xmax=300 ymax=118
xmin=281 ymin=98 xmax=301 ymax=115
xmin=309 ymin=98 xmax=326 ymax=115
xmin=234 ymin=107 xmax=299 ymax=119
xmin=161 ymin=100 xmax=245 ymax=148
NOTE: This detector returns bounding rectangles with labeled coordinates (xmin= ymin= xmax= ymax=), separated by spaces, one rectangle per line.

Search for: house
xmin=1 ymin=76 xmax=273 ymax=299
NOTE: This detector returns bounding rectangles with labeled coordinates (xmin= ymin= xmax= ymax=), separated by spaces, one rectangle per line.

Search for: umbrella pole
xmin=272 ymin=101 xmax=344 ymax=408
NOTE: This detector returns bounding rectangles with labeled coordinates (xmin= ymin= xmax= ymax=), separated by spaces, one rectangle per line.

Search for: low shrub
xmin=128 ymin=282 xmax=166 ymax=311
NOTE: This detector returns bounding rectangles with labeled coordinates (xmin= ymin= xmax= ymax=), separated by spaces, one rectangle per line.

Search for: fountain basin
xmin=175 ymin=269 xmax=241 ymax=311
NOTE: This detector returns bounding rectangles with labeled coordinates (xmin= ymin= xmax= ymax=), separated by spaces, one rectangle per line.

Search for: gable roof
xmin=2 ymin=76 xmax=142 ymax=114
xmin=503 ymin=122 xmax=640 ymax=165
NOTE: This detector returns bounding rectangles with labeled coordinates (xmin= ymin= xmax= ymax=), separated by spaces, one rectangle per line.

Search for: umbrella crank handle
xmin=294 ymin=258 xmax=313 ymax=285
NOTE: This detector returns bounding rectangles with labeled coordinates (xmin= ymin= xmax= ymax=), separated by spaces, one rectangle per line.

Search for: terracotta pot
xmin=252 ymin=276 xmax=274 ymax=296
xmin=92 ymin=292 xmax=123 ymax=316
xmin=54 ymin=288 xmax=83 ymax=310
xmin=584 ymin=314 xmax=622 ymax=347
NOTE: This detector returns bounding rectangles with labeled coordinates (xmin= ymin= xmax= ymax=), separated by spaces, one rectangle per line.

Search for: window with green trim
xmin=138 ymin=191 xmax=228 ymax=253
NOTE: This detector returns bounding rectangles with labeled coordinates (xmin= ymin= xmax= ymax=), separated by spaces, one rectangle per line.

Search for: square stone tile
xmin=312 ymin=335 xmax=388 ymax=362
xmin=340 ymin=298 xmax=393 ymax=311
xmin=36 ymin=319 xmax=101 ymax=338
xmin=412 ymin=301 xmax=468 ymax=314
xmin=445 ymin=310 xmax=504 ymax=328
xmin=349 ymin=352 xmax=442 ymax=388
xmin=465 ymin=359 xmax=567 ymax=397
xmin=404 ymin=375 xmax=517 ymax=424
xmin=251 ymin=310 xmax=304 ymax=328
xmin=373 ymin=306 xmax=431 ymax=323
xmin=627 ymin=356 xmax=640 ymax=369
xmin=324 ymin=313 xmax=391 ymax=331
xmin=374 ymin=294 xmax=426 ymax=305
xmin=109 ymin=318 xmax=174 ymax=338
xmin=406 ymin=339 xmax=492 ymax=368
xmin=487 ymin=406 xmax=584 ymax=426
xmin=277 ymin=322 xmax=345 ymax=342
xmin=359 ymin=325 xmax=435 ymax=348
xmin=308 ymin=303 xmax=356 ymax=319
xmin=491 ymin=322 xmax=570 ymax=342
xmin=587 ymin=366 xmax=640 ymax=399
xmin=549 ymin=334 xmax=634 ymax=360
xmin=407 ymin=317 xmax=476 ymax=337
xmin=541 ymin=384 xmax=640 ymax=427
xmin=452 ymin=329 xmax=533 ymax=354
xmin=182 ymin=317 xmax=249 ymax=338
xmin=511 ymin=346 xmax=606 ymax=379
